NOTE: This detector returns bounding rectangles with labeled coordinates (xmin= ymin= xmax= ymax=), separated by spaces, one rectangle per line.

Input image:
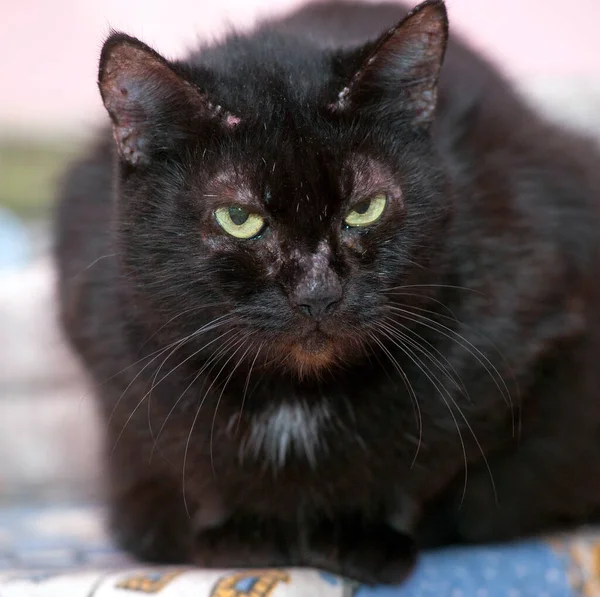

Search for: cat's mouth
xmin=270 ymin=316 xmax=366 ymax=378
xmin=281 ymin=328 xmax=351 ymax=377
xmin=297 ymin=329 xmax=330 ymax=353
xmin=288 ymin=333 xmax=336 ymax=376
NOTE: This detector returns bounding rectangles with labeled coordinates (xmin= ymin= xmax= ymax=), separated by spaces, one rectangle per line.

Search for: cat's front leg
xmin=108 ymin=467 xmax=230 ymax=564
xmin=192 ymin=514 xmax=417 ymax=585
xmin=304 ymin=516 xmax=417 ymax=585
xmin=192 ymin=514 xmax=294 ymax=569
xmin=109 ymin=474 xmax=195 ymax=563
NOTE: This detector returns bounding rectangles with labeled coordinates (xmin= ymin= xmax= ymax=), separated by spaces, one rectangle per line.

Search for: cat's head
xmin=99 ymin=0 xmax=450 ymax=378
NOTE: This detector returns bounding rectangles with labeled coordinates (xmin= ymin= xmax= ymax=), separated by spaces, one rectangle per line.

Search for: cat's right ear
xmin=99 ymin=33 xmax=239 ymax=167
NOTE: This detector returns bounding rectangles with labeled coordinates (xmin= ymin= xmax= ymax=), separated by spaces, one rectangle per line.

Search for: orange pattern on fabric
xmin=211 ymin=570 xmax=291 ymax=597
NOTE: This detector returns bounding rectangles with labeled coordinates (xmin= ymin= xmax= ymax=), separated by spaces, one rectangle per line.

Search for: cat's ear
xmin=333 ymin=0 xmax=448 ymax=129
xmin=99 ymin=33 xmax=240 ymax=166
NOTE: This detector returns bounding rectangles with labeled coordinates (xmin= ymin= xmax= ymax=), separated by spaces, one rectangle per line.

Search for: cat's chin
xmin=279 ymin=330 xmax=357 ymax=379
xmin=288 ymin=340 xmax=337 ymax=378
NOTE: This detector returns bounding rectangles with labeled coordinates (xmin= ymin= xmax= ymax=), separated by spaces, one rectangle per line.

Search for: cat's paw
xmin=192 ymin=516 xmax=293 ymax=569
xmin=452 ymin=498 xmax=520 ymax=544
xmin=307 ymin=522 xmax=417 ymax=586
xmin=109 ymin=477 xmax=193 ymax=564
xmin=338 ymin=526 xmax=417 ymax=586
xmin=439 ymin=472 xmax=524 ymax=545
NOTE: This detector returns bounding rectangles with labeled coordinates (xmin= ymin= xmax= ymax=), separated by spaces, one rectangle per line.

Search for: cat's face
xmin=100 ymin=0 xmax=450 ymax=377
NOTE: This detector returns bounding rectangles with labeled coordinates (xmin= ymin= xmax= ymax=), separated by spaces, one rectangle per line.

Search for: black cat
xmin=54 ymin=0 xmax=600 ymax=585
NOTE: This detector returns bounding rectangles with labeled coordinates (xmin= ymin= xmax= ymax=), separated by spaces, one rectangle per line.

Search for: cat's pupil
xmin=354 ymin=200 xmax=371 ymax=215
xmin=229 ymin=207 xmax=249 ymax=225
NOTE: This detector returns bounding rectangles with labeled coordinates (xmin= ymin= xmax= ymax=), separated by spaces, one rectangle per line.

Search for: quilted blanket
xmin=1 ymin=505 xmax=600 ymax=596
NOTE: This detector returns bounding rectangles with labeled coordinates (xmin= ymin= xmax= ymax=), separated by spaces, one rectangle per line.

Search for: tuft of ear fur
xmin=333 ymin=0 xmax=448 ymax=129
xmin=98 ymin=33 xmax=240 ymax=166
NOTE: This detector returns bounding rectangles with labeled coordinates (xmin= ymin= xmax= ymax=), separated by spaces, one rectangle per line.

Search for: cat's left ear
xmin=332 ymin=0 xmax=448 ymax=129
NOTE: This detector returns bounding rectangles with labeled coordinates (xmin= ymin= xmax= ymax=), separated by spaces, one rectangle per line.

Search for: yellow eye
xmin=344 ymin=194 xmax=387 ymax=227
xmin=215 ymin=206 xmax=265 ymax=239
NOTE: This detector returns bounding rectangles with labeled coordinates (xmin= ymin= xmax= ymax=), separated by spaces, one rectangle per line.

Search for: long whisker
xmin=77 ymin=334 xmax=184 ymax=417
xmin=73 ymin=253 xmax=117 ymax=277
xmin=147 ymin=330 xmax=239 ymax=463
xmin=106 ymin=315 xmax=234 ymax=434
xmin=391 ymin=301 xmax=520 ymax=436
xmin=210 ymin=338 xmax=254 ymax=474
xmin=146 ymin=322 xmax=236 ymax=404
xmin=384 ymin=289 xmax=515 ymax=388
xmin=106 ymin=333 xmax=197 ymax=435
xmin=373 ymin=321 xmax=471 ymax=502
xmin=145 ymin=316 xmax=236 ymax=438
xmin=382 ymin=291 xmax=461 ymax=321
xmin=366 ymin=328 xmax=422 ymax=466
xmin=148 ymin=333 xmax=243 ymax=466
xmin=373 ymin=321 xmax=497 ymax=506
xmin=384 ymin=283 xmax=486 ymax=295
xmin=89 ymin=311 xmax=233 ymax=413
xmin=182 ymin=334 xmax=251 ymax=518
xmin=110 ymin=326 xmax=236 ymax=457
xmin=381 ymin=315 xmax=471 ymax=402
xmin=235 ymin=343 xmax=263 ymax=434
xmin=386 ymin=305 xmax=514 ymax=419
xmin=138 ymin=302 xmax=230 ymax=352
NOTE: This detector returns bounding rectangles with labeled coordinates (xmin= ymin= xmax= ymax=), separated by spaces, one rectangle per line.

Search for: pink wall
xmin=1 ymin=0 xmax=599 ymax=136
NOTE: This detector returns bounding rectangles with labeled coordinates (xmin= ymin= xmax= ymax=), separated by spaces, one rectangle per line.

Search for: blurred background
xmin=1 ymin=0 xmax=599 ymax=505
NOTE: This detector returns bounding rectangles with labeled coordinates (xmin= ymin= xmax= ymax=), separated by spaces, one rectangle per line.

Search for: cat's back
xmin=54 ymin=133 xmax=117 ymax=357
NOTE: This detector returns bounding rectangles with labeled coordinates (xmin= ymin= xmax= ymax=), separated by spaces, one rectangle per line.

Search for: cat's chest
xmin=223 ymin=379 xmax=415 ymax=475
xmin=236 ymin=400 xmax=333 ymax=470
xmin=217 ymin=396 xmax=407 ymax=514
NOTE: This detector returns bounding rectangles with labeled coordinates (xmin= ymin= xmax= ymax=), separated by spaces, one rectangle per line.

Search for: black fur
xmin=55 ymin=0 xmax=600 ymax=586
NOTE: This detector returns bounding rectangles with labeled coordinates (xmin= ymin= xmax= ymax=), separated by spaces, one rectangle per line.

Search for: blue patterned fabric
xmin=0 ymin=504 xmax=598 ymax=596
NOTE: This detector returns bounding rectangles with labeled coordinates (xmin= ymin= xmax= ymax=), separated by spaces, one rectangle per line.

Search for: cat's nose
xmin=291 ymin=279 xmax=343 ymax=321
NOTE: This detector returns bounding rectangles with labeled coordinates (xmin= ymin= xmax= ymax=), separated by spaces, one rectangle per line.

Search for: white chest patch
xmin=244 ymin=401 xmax=331 ymax=469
